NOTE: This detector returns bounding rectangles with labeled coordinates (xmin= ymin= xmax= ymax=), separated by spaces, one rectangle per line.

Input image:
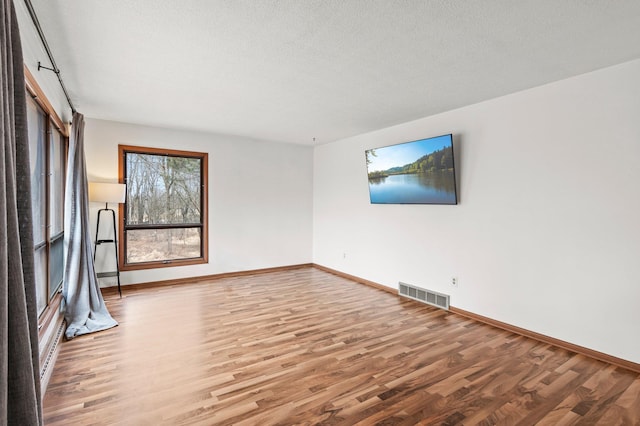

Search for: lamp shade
xmin=89 ymin=182 xmax=126 ymax=204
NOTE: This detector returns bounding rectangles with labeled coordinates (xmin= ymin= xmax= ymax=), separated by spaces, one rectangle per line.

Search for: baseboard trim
xmin=312 ymin=264 xmax=397 ymax=295
xmin=312 ymin=264 xmax=640 ymax=374
xmin=448 ymin=306 xmax=640 ymax=374
xmin=101 ymin=263 xmax=314 ymax=295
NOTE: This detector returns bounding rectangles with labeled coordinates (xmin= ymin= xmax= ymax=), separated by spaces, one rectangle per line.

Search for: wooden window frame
xmin=118 ymin=145 xmax=209 ymax=271
xmin=24 ymin=66 xmax=69 ymax=328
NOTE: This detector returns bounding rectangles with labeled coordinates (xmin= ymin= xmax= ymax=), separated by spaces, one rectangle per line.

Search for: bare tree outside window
xmin=119 ymin=146 xmax=208 ymax=269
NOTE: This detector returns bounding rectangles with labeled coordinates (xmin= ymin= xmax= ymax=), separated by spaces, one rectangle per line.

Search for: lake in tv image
xmin=366 ymin=134 xmax=457 ymax=205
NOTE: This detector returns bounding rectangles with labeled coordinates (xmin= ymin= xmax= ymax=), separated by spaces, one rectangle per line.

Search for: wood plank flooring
xmin=43 ymin=267 xmax=640 ymax=425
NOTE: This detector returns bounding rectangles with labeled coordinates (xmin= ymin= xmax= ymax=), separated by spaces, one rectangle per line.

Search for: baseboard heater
xmin=399 ymin=282 xmax=450 ymax=310
xmin=40 ymin=320 xmax=65 ymax=392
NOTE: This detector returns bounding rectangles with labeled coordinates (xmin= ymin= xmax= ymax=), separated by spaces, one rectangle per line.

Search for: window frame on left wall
xmin=24 ymin=67 xmax=69 ymax=327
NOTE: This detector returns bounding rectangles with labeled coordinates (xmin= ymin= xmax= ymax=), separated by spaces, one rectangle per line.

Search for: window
xmin=26 ymin=95 xmax=67 ymax=317
xmin=119 ymin=145 xmax=208 ymax=270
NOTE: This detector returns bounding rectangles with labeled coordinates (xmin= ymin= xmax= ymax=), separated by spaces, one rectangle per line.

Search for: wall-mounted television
xmin=365 ymin=134 xmax=458 ymax=205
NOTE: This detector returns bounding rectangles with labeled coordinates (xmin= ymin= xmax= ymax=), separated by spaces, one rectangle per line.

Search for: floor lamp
xmin=89 ymin=182 xmax=126 ymax=297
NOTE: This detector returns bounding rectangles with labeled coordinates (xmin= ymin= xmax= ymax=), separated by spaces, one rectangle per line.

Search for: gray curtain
xmin=62 ymin=112 xmax=118 ymax=338
xmin=1 ymin=0 xmax=43 ymax=424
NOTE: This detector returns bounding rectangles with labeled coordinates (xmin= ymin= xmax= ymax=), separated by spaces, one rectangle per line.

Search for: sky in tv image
xmin=366 ymin=134 xmax=452 ymax=172
xmin=366 ymin=134 xmax=457 ymax=205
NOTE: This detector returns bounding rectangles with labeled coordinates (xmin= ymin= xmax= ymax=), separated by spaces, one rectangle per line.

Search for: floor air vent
xmin=398 ymin=282 xmax=450 ymax=310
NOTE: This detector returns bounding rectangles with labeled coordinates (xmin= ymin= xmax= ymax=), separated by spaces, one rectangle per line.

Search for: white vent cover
xmin=398 ymin=282 xmax=450 ymax=310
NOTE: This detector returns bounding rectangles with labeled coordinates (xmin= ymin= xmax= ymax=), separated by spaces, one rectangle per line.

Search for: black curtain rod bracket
xmin=37 ymin=61 xmax=60 ymax=75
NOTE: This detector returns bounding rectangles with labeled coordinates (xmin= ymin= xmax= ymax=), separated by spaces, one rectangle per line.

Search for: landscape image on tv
xmin=365 ymin=134 xmax=457 ymax=204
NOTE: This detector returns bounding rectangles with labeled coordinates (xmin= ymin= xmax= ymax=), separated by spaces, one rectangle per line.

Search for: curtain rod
xmin=23 ymin=0 xmax=76 ymax=114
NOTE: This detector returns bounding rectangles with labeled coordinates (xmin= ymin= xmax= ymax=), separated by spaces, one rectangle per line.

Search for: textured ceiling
xmin=30 ymin=0 xmax=640 ymax=145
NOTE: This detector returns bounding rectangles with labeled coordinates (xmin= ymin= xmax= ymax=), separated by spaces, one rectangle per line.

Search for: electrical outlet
xmin=343 ymin=252 xmax=347 ymax=259
xmin=451 ymin=277 xmax=458 ymax=287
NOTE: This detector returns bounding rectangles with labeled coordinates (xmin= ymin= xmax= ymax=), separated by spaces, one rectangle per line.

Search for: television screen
xmin=365 ymin=134 xmax=457 ymax=204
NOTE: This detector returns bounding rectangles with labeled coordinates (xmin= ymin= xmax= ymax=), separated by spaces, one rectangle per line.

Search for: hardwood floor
xmin=43 ymin=267 xmax=640 ymax=425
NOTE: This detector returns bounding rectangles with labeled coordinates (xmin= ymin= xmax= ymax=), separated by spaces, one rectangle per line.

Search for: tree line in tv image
xmin=365 ymin=134 xmax=457 ymax=204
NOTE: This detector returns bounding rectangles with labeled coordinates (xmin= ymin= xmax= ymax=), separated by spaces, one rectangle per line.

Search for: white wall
xmin=313 ymin=59 xmax=640 ymax=363
xmin=85 ymin=119 xmax=313 ymax=285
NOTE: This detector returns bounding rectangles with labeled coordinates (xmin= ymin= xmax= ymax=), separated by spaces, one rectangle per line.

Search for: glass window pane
xmin=126 ymin=228 xmax=201 ymax=264
xmin=49 ymin=128 xmax=65 ymax=237
xmin=125 ymin=153 xmax=201 ymax=225
xmin=35 ymin=247 xmax=48 ymax=316
xmin=27 ymin=97 xmax=47 ymax=245
xmin=49 ymin=237 xmax=64 ymax=299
